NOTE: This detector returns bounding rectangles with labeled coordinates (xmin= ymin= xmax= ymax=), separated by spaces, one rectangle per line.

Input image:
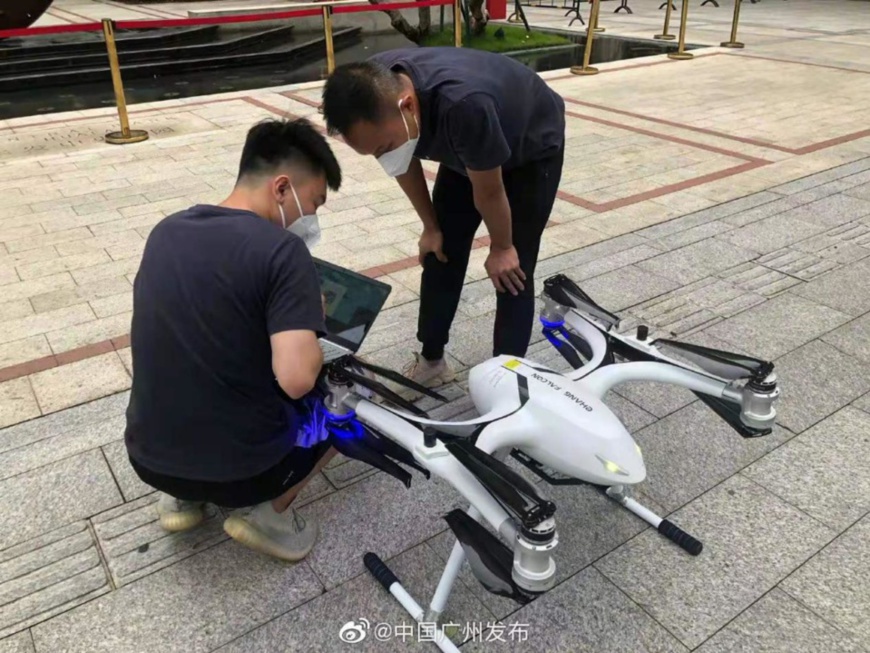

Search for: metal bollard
xmin=323 ymin=6 xmax=336 ymax=75
xmin=721 ymin=0 xmax=745 ymax=48
xmin=454 ymin=0 xmax=462 ymax=46
xmin=592 ymin=0 xmax=605 ymax=33
xmin=667 ymin=0 xmax=693 ymax=60
xmin=655 ymin=0 xmax=676 ymax=40
xmin=102 ymin=19 xmax=148 ymax=145
xmin=570 ymin=0 xmax=600 ymax=75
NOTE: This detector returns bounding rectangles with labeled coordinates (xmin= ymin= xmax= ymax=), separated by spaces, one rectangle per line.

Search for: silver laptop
xmin=314 ymin=258 xmax=392 ymax=363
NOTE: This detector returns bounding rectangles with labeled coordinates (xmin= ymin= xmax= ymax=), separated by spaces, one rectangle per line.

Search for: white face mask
xmin=279 ymin=184 xmax=321 ymax=249
xmin=377 ymin=99 xmax=418 ymax=178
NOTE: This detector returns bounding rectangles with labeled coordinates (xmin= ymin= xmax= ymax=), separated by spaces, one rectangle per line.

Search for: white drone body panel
xmin=468 ymin=355 xmax=646 ymax=486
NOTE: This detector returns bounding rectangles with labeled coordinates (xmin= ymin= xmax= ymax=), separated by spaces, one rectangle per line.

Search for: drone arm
xmin=352 ymin=398 xmax=518 ymax=541
xmin=581 ymin=361 xmax=732 ymax=400
xmin=562 ymin=308 xmax=609 ymax=379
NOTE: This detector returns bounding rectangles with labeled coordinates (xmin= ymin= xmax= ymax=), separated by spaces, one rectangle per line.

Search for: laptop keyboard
xmin=321 ymin=340 xmax=348 ymax=362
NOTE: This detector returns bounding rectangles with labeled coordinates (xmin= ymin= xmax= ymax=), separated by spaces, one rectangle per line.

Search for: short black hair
xmin=321 ymin=61 xmax=402 ymax=137
xmin=237 ymin=118 xmax=342 ymax=191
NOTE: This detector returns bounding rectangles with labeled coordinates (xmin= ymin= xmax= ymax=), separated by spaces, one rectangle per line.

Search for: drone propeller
xmin=359 ymin=422 xmax=431 ymax=479
xmin=330 ymin=432 xmax=413 ymax=488
xmin=347 ymin=356 xmax=447 ymax=402
xmin=444 ymin=509 xmax=532 ymax=605
xmin=653 ymin=339 xmax=772 ymax=382
xmin=339 ymin=367 xmax=430 ymax=417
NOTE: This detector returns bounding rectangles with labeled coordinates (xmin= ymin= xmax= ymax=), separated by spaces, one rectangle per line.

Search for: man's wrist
xmin=489 ymin=241 xmax=513 ymax=252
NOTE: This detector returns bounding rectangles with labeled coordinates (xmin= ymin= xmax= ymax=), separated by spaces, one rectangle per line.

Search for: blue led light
xmin=540 ymin=315 xmax=565 ymax=329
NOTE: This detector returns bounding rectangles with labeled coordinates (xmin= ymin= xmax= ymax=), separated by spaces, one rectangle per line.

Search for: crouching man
xmin=125 ymin=118 xmax=341 ymax=562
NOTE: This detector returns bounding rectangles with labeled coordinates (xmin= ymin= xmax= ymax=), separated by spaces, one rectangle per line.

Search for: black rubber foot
xmin=658 ymin=519 xmax=703 ymax=556
xmin=364 ymin=552 xmax=400 ymax=590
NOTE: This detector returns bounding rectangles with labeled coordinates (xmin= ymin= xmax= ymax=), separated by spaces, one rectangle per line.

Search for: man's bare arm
xmin=467 ymin=167 xmax=525 ymax=295
xmin=397 ymin=158 xmax=447 ymax=263
xmin=270 ymin=330 xmax=323 ymax=399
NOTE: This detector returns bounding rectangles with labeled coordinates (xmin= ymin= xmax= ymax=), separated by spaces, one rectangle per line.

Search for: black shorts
xmin=129 ymin=441 xmax=333 ymax=509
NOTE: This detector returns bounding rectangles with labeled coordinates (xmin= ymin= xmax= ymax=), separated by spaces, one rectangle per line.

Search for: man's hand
xmin=418 ymin=227 xmax=448 ymax=266
xmin=485 ymin=245 xmax=525 ymax=295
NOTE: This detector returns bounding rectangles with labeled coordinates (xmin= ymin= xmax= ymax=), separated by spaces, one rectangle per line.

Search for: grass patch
xmin=421 ymin=23 xmax=571 ymax=53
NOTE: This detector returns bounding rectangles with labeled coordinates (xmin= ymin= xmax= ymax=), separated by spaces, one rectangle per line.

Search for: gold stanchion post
xmin=655 ymin=0 xmax=675 ymax=40
xmin=570 ymin=0 xmax=600 ymax=76
xmin=322 ymin=6 xmax=336 ymax=75
xmin=592 ymin=0 xmax=604 ymax=33
xmin=102 ymin=19 xmax=148 ymax=145
xmin=721 ymin=0 xmax=744 ymax=48
xmin=667 ymin=0 xmax=693 ymax=60
xmin=454 ymin=0 xmax=462 ymax=47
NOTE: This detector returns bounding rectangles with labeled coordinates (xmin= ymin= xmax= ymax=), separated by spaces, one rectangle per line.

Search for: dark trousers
xmin=418 ymin=147 xmax=564 ymax=360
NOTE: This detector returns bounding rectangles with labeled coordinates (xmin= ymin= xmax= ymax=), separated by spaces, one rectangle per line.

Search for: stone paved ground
xmin=2 ymin=0 xmax=870 ymax=651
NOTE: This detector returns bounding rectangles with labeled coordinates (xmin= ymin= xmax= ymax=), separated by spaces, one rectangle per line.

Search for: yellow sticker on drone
xmin=503 ymin=359 xmax=521 ymax=370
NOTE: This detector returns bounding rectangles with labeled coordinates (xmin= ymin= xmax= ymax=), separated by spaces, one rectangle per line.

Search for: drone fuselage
xmin=469 ymin=356 xmax=647 ymax=486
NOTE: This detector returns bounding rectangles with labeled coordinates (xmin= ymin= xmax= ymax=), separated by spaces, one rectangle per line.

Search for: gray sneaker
xmin=398 ymin=353 xmax=455 ymax=399
xmin=156 ymin=493 xmax=205 ymax=532
xmin=223 ymin=503 xmax=318 ymax=562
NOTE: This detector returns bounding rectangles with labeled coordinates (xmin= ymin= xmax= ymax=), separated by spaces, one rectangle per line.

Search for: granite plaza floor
xmin=2 ymin=0 xmax=870 ymax=651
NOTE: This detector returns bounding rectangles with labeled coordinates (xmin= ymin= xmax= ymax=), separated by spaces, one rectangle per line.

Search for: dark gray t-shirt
xmin=125 ymin=205 xmax=325 ymax=482
xmin=370 ymin=47 xmax=565 ymax=174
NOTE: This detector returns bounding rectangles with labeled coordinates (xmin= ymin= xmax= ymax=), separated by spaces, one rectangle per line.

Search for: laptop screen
xmin=313 ymin=258 xmax=392 ymax=352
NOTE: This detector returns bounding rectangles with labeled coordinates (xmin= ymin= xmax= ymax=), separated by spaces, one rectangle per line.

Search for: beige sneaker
xmin=223 ymin=503 xmax=318 ymax=562
xmin=156 ymin=493 xmax=205 ymax=532
xmin=398 ymin=353 xmax=455 ymax=399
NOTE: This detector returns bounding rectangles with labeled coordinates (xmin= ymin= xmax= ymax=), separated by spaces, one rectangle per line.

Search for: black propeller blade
xmin=543 ymin=274 xmax=620 ymax=327
xmin=340 ymin=367 xmax=429 ymax=417
xmin=654 ymin=339 xmax=772 ymax=382
xmin=558 ymin=326 xmax=594 ymax=361
xmin=359 ymin=422 xmax=431 ymax=479
xmin=329 ymin=432 xmax=413 ymax=488
xmin=444 ymin=509 xmax=532 ymax=605
xmin=347 ymin=356 xmax=448 ymax=401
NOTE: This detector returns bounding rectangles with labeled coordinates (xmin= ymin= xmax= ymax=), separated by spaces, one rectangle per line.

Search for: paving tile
xmin=534 ymin=234 xmax=651 ymax=280
xmin=45 ymin=312 xmax=131 ymax=354
xmin=29 ymin=353 xmax=130 ymax=415
xmin=636 ymin=239 xmax=757 ymax=285
xmin=0 ymin=450 xmax=121 ymax=551
xmin=0 ymin=300 xmax=33 ymax=324
xmin=0 ymin=413 xmax=124 ymax=482
xmin=845 ymin=181 xmax=870 ymax=201
xmin=785 ymin=194 xmax=870 ymax=228
xmin=580 ymin=265 xmax=680 ymax=312
xmin=595 ymin=474 xmax=836 ymax=650
xmin=651 ymin=221 xmax=735 ymax=251
xmin=217 ymin=543 xmax=495 ymax=652
xmin=0 ymin=274 xmax=75 ymax=305
xmin=695 ymin=588 xmax=866 ymax=653
xmin=116 ymin=347 xmax=133 ymax=376
xmin=855 ymin=391 xmax=870 ymax=414
xmin=462 ymin=567 xmax=688 ymax=653
xmin=704 ymin=293 xmax=851 ymax=360
xmin=723 ymin=213 xmax=828 ymax=255
xmin=630 ymin=401 xmax=794 ymax=513
xmin=770 ymin=340 xmax=870 ymax=434
xmin=0 ymin=379 xmax=40 ymax=430
xmin=0 ymin=632 xmax=33 ymax=653
xmin=30 ymin=277 xmax=131 ymax=314
xmin=298 ymin=469 xmax=465 ymax=590
xmin=781 ymin=514 xmax=870 ymax=649
xmin=0 ymin=391 xmax=128 ymax=455
xmin=31 ymin=540 xmax=324 ymax=653
xmin=0 ymin=305 xmax=95 ymax=347
xmin=613 ymin=381 xmax=697 ymax=419
xmin=0 ymin=522 xmax=110 ymax=640
xmin=790 ymin=256 xmax=870 ymax=316
xmin=322 ymin=458 xmax=379 ymax=489
xmin=744 ymin=407 xmax=870 ymax=531
xmin=552 ymin=244 xmax=663 ymax=285
xmin=16 ymin=251 xmax=112 ymax=282
xmin=101 ymin=440 xmax=153 ymax=502
xmin=602 ymin=391 xmax=658 ymax=433
xmin=92 ymin=494 xmax=227 ymax=588
xmin=0 ymin=337 xmax=52 ymax=371
xmin=719 ymin=197 xmax=806 ymax=228
xmin=719 ymin=262 xmax=804 ymax=297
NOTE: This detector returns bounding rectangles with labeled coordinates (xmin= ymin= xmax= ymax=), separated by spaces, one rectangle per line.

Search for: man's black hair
xmin=321 ymin=61 xmax=402 ymax=137
xmin=237 ymin=118 xmax=342 ymax=190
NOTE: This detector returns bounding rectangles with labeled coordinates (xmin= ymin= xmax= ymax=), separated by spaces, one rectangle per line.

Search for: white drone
xmin=317 ymin=273 xmax=780 ymax=652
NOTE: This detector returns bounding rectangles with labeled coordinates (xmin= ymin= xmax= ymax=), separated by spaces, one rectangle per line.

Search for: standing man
xmin=321 ymin=47 xmax=565 ymax=390
xmin=125 ymin=118 xmax=341 ymax=562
